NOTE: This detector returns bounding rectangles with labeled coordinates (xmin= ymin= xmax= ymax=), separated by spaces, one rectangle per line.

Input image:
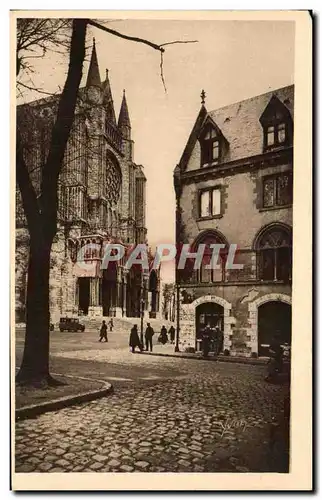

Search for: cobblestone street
xmin=15 ymin=330 xmax=289 ymax=473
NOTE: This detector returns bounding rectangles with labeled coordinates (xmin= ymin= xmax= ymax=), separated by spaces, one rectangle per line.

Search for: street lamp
xmin=175 ymin=282 xmax=180 ymax=352
xmin=173 ymin=164 xmax=182 ymax=354
xmin=140 ymin=270 xmax=149 ymax=347
xmin=140 ymin=296 xmax=144 ymax=347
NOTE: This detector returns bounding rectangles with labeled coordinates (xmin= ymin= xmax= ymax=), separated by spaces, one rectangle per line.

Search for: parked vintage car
xmin=59 ymin=317 xmax=85 ymax=332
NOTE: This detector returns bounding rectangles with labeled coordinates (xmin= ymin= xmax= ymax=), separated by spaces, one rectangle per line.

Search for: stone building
xmin=16 ymin=40 xmax=160 ymax=323
xmin=174 ymin=85 xmax=293 ymax=356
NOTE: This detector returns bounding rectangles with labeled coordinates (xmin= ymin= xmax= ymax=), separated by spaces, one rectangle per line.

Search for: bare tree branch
xmin=87 ymin=19 xmax=165 ymax=52
xmin=160 ymin=52 xmax=167 ymax=93
xmin=17 ymin=81 xmax=59 ymax=97
xmin=16 ymin=18 xmax=72 ymax=85
xmin=160 ymin=40 xmax=198 ymax=47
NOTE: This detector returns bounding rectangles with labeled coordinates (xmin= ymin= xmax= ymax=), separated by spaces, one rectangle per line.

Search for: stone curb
xmin=139 ymin=351 xmax=267 ymax=365
xmin=15 ymin=373 xmax=114 ymax=421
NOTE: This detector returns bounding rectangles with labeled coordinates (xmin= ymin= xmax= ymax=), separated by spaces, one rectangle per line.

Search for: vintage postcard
xmin=11 ymin=10 xmax=312 ymax=491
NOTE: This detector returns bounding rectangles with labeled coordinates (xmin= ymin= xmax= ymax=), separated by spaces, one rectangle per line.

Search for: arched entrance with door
xmin=102 ymin=262 xmax=117 ymax=316
xmin=247 ymin=293 xmax=291 ymax=356
xmin=78 ymin=277 xmax=90 ymax=315
xmin=126 ymin=266 xmax=141 ymax=317
xmin=258 ymin=301 xmax=291 ymax=356
xmin=195 ymin=302 xmax=224 ymax=352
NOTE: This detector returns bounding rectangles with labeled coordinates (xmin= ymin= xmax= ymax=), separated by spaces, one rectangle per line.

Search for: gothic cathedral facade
xmin=16 ymin=41 xmax=160 ymax=323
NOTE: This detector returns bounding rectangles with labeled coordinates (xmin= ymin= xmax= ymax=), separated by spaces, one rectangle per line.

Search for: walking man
xmin=145 ymin=322 xmax=155 ymax=352
xmin=129 ymin=324 xmax=143 ymax=353
xmin=108 ymin=318 xmax=114 ymax=332
xmin=99 ymin=320 xmax=108 ymax=342
xmin=169 ymin=325 xmax=175 ymax=344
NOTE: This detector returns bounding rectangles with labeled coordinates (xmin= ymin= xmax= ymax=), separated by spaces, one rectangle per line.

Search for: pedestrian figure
xmin=217 ymin=327 xmax=224 ymax=355
xmin=145 ymin=322 xmax=155 ymax=352
xmin=202 ymin=324 xmax=211 ymax=357
xmin=265 ymin=335 xmax=283 ymax=383
xmin=108 ymin=318 xmax=114 ymax=332
xmin=159 ymin=325 xmax=168 ymax=345
xmin=129 ymin=324 xmax=143 ymax=353
xmin=169 ymin=325 xmax=175 ymax=344
xmin=99 ymin=320 xmax=108 ymax=342
xmin=213 ymin=326 xmax=223 ymax=357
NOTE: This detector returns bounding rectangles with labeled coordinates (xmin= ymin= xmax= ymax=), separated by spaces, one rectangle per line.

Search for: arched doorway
xmin=126 ymin=266 xmax=141 ymax=317
xmin=102 ymin=262 xmax=117 ymax=316
xmin=78 ymin=277 xmax=90 ymax=315
xmin=195 ymin=302 xmax=224 ymax=352
xmin=258 ymin=301 xmax=291 ymax=356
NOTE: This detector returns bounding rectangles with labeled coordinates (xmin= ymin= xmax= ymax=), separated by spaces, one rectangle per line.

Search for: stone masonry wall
xmin=178 ymin=283 xmax=291 ymax=356
xmin=181 ymin=166 xmax=292 ymax=250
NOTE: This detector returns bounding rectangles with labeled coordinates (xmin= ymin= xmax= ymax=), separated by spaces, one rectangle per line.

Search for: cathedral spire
xmin=118 ymin=89 xmax=131 ymax=129
xmin=86 ymin=38 xmax=101 ymax=88
xmin=103 ymin=69 xmax=116 ymax=124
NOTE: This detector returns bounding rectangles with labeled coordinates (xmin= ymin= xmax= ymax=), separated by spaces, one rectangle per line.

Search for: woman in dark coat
xmin=129 ymin=325 xmax=142 ymax=353
xmin=159 ymin=326 xmax=168 ymax=345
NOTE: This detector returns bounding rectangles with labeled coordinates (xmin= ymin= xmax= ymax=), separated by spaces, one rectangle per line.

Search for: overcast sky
xmin=18 ymin=18 xmax=295 ymax=282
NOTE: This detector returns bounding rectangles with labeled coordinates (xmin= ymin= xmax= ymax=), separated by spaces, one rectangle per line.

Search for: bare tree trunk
xmin=16 ymin=237 xmax=53 ymax=385
xmin=16 ymin=19 xmax=87 ymax=386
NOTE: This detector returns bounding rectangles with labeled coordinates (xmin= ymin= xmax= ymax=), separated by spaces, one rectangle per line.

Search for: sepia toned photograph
xmin=12 ymin=10 xmax=312 ymax=491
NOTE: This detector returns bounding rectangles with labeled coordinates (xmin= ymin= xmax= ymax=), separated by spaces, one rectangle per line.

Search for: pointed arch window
xmin=256 ymin=226 xmax=292 ymax=282
xmin=194 ymin=231 xmax=228 ymax=283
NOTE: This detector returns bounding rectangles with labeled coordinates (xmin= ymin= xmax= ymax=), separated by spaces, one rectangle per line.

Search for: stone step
xmin=80 ymin=316 xmax=175 ymax=334
xmin=81 ymin=316 xmax=134 ymax=332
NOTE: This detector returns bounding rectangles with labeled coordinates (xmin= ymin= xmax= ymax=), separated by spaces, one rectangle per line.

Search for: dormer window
xmin=199 ymin=118 xmax=229 ymax=168
xmin=278 ymin=123 xmax=286 ymax=143
xmin=201 ymin=128 xmax=220 ymax=166
xmin=265 ymin=122 xmax=287 ymax=148
xmin=212 ymin=138 xmax=219 ymax=161
xmin=199 ymin=117 xmax=229 ymax=168
xmin=260 ymin=95 xmax=293 ymax=152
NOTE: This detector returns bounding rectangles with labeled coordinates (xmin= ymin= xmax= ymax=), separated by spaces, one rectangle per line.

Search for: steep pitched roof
xmin=178 ymin=104 xmax=208 ymax=171
xmin=259 ymin=94 xmax=293 ymax=125
xmin=178 ymin=85 xmax=294 ymax=171
xmin=207 ymin=85 xmax=294 ymax=163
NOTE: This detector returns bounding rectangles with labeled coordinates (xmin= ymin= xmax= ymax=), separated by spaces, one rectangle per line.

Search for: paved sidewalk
xmin=141 ymin=343 xmax=268 ymax=365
